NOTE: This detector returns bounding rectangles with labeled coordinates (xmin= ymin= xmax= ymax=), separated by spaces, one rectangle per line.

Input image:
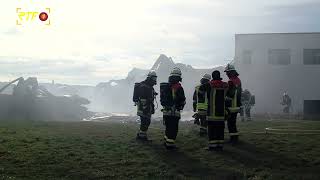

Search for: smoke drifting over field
xmin=40 ymin=54 xmax=226 ymax=116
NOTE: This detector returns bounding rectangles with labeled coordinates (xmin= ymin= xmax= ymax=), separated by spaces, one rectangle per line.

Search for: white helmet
xmin=170 ymin=67 xmax=182 ymax=77
xmin=202 ymin=74 xmax=211 ymax=80
xmin=224 ymin=64 xmax=236 ymax=72
xmin=147 ymin=70 xmax=157 ymax=77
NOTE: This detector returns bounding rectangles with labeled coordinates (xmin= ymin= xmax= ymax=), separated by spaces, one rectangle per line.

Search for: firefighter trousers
xmin=227 ymin=113 xmax=239 ymax=141
xmin=207 ymin=120 xmax=225 ymax=148
xmin=283 ymin=105 xmax=290 ymax=113
xmin=240 ymin=106 xmax=251 ymax=118
xmin=137 ymin=116 xmax=151 ymax=138
xmin=163 ymin=115 xmax=180 ymax=147
xmin=140 ymin=116 xmax=151 ymax=132
xmin=199 ymin=115 xmax=207 ymax=134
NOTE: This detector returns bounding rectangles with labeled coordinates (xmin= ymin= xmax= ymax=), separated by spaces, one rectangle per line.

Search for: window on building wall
xmin=268 ymin=49 xmax=291 ymax=65
xmin=304 ymin=49 xmax=320 ymax=65
xmin=242 ymin=50 xmax=252 ymax=64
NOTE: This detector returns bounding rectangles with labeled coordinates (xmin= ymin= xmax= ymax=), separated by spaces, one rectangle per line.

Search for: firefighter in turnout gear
xmin=224 ymin=64 xmax=242 ymax=144
xmin=281 ymin=92 xmax=292 ymax=114
xmin=160 ymin=68 xmax=186 ymax=150
xmin=199 ymin=71 xmax=228 ymax=151
xmin=240 ymin=89 xmax=255 ymax=121
xmin=133 ymin=71 xmax=157 ymax=141
xmin=193 ymin=73 xmax=211 ymax=136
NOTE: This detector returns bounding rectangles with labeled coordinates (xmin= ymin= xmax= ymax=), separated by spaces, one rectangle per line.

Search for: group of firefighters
xmin=133 ymin=64 xmax=254 ymax=151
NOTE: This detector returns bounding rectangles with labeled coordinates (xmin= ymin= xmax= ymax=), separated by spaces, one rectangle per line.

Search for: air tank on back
xmin=160 ymin=82 xmax=173 ymax=107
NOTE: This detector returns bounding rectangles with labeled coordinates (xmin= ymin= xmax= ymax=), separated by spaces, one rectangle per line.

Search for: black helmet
xmin=212 ymin=70 xmax=222 ymax=80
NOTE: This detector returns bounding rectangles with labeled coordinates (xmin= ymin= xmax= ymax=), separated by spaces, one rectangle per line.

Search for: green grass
xmin=0 ymin=119 xmax=320 ymax=180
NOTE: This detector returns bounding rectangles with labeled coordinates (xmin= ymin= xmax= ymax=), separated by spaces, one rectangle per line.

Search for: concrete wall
xmin=234 ymin=33 xmax=320 ymax=114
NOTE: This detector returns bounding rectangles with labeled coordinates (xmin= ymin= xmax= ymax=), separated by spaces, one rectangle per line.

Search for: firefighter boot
xmin=216 ymin=143 xmax=224 ymax=151
xmin=199 ymin=127 xmax=207 ymax=137
xmin=241 ymin=116 xmax=245 ymax=122
xmin=136 ymin=131 xmax=149 ymax=141
xmin=207 ymin=146 xmax=223 ymax=152
xmin=229 ymin=135 xmax=239 ymax=145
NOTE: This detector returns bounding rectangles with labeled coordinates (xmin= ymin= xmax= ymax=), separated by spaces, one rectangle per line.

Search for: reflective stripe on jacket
xmin=137 ymin=98 xmax=153 ymax=117
xmin=207 ymin=87 xmax=228 ymax=121
xmin=195 ymin=85 xmax=208 ymax=114
xmin=199 ymin=80 xmax=228 ymax=121
xmin=136 ymin=81 xmax=155 ymax=117
xmin=227 ymin=77 xmax=242 ymax=113
xmin=162 ymin=82 xmax=185 ymax=117
xmin=228 ymin=89 xmax=240 ymax=113
xmin=162 ymin=107 xmax=181 ymax=117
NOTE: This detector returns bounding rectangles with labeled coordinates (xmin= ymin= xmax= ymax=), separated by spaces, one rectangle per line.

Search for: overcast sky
xmin=0 ymin=0 xmax=319 ymax=85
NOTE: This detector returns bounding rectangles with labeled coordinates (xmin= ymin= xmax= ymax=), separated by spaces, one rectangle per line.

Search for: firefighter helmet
xmin=212 ymin=70 xmax=222 ymax=80
xmin=202 ymin=74 xmax=211 ymax=80
xmin=224 ymin=64 xmax=236 ymax=72
xmin=147 ymin=70 xmax=157 ymax=77
xmin=170 ymin=67 xmax=182 ymax=77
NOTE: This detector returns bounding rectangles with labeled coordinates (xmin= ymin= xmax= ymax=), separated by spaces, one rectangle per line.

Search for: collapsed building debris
xmin=0 ymin=77 xmax=92 ymax=121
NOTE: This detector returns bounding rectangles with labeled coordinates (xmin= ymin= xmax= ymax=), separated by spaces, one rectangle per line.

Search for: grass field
xmin=0 ymin=118 xmax=319 ymax=180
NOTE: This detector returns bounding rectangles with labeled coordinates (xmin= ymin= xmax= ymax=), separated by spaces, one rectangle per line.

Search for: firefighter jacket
xmin=193 ymin=84 xmax=208 ymax=115
xmin=199 ymin=80 xmax=228 ymax=121
xmin=137 ymin=80 xmax=156 ymax=118
xmin=226 ymin=76 xmax=242 ymax=113
xmin=242 ymin=90 xmax=251 ymax=102
xmin=241 ymin=90 xmax=252 ymax=108
xmin=162 ymin=82 xmax=186 ymax=117
xmin=282 ymin=95 xmax=291 ymax=106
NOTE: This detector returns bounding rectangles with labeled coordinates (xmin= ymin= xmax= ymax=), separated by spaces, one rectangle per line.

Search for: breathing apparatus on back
xmin=168 ymin=67 xmax=182 ymax=83
xmin=133 ymin=71 xmax=158 ymax=105
xmin=160 ymin=68 xmax=182 ymax=107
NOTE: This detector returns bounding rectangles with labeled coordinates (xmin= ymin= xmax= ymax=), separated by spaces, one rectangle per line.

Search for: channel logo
xmin=16 ymin=8 xmax=51 ymax=25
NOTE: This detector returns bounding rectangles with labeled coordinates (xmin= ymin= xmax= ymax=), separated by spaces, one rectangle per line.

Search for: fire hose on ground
xmin=147 ymin=126 xmax=320 ymax=135
xmin=85 ymin=115 xmax=320 ymax=135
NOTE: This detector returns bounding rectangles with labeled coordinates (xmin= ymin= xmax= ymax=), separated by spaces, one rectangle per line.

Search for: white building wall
xmin=234 ymin=33 xmax=320 ymax=114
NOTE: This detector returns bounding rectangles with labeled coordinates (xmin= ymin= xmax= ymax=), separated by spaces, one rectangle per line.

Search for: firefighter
xmin=281 ymin=92 xmax=292 ymax=114
xmin=160 ymin=68 xmax=186 ymax=150
xmin=133 ymin=71 xmax=157 ymax=141
xmin=193 ymin=73 xmax=211 ymax=136
xmin=240 ymin=89 xmax=254 ymax=121
xmin=198 ymin=70 xmax=228 ymax=151
xmin=224 ymin=64 xmax=242 ymax=144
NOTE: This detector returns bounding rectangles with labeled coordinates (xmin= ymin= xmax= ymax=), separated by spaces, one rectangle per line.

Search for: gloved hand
xmin=194 ymin=118 xmax=200 ymax=125
xmin=176 ymin=105 xmax=183 ymax=111
xmin=192 ymin=113 xmax=200 ymax=125
xmin=225 ymin=109 xmax=230 ymax=121
xmin=162 ymin=117 xmax=166 ymax=125
xmin=151 ymin=104 xmax=155 ymax=114
xmin=192 ymin=113 xmax=199 ymax=118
